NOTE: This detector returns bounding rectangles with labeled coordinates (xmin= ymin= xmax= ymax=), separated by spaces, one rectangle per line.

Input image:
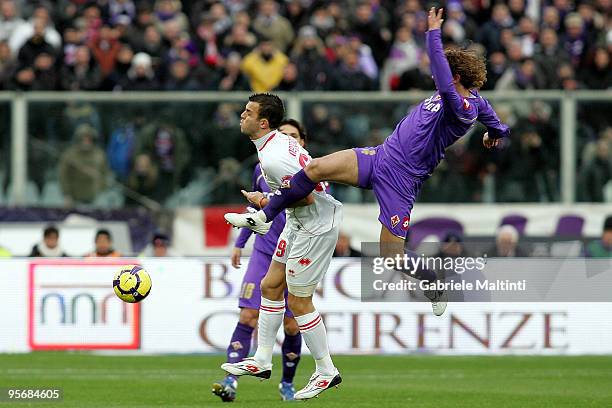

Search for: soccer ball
xmin=113 ymin=265 xmax=152 ymax=303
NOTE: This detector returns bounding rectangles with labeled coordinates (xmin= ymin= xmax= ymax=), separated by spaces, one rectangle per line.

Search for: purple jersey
xmin=383 ymin=28 xmax=510 ymax=179
xmin=234 ymin=163 xmax=285 ymax=256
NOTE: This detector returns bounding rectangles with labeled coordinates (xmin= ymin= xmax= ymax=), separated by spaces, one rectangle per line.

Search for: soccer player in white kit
xmin=222 ymin=94 xmax=343 ymax=400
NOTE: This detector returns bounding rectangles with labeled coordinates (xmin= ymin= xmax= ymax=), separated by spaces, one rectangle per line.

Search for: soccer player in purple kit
xmin=224 ymin=8 xmax=510 ymax=316
xmin=212 ymin=120 xmax=308 ymax=402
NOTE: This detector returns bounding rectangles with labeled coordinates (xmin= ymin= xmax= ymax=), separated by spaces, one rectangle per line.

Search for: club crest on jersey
xmin=401 ymin=216 xmax=410 ymax=230
xmin=281 ymin=175 xmax=292 ymax=189
xmin=391 ymin=215 xmax=400 ymax=228
xmin=298 ymin=258 xmax=311 ymax=266
xmin=463 ymin=99 xmax=470 ymax=110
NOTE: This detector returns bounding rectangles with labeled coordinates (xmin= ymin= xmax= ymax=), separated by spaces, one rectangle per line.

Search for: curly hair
xmin=445 ymin=48 xmax=487 ymax=89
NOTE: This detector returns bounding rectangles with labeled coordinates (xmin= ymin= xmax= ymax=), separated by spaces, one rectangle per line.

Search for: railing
xmin=1 ymin=90 xmax=610 ymax=206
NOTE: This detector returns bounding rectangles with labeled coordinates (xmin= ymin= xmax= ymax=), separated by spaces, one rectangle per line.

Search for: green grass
xmin=1 ymin=353 xmax=612 ymax=407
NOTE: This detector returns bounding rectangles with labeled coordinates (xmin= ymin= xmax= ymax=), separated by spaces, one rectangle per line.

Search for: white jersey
xmin=252 ymin=130 xmax=342 ymax=236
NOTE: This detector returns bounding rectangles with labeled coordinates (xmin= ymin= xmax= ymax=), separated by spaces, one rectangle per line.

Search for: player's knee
xmin=260 ymin=277 xmax=284 ymax=300
xmin=287 ymin=292 xmax=313 ymax=316
xmin=305 ymin=158 xmax=324 ymax=181
xmin=283 ymin=317 xmax=300 ymax=336
xmin=238 ymin=308 xmax=259 ymax=328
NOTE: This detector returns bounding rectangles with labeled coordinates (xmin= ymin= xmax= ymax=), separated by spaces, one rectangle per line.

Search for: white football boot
xmin=224 ymin=209 xmax=272 ymax=235
xmin=425 ymin=289 xmax=448 ymax=316
xmin=294 ymin=369 xmax=342 ymax=400
xmin=221 ymin=358 xmax=272 ymax=379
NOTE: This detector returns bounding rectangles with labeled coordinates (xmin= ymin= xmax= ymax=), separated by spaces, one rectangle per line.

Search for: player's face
xmin=240 ymin=101 xmax=262 ymax=136
xmin=279 ymin=124 xmax=304 ymax=147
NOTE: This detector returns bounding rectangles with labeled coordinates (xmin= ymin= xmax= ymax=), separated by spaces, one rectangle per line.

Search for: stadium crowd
xmin=0 ymin=0 xmax=610 ymax=206
xmin=0 ymin=0 xmax=609 ymax=92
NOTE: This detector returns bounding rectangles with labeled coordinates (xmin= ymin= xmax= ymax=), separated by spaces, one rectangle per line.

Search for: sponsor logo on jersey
xmin=401 ymin=216 xmax=410 ymax=230
xmin=361 ymin=148 xmax=376 ymax=156
xmin=391 ymin=215 xmax=400 ymax=228
xmin=281 ymin=175 xmax=292 ymax=189
xmin=298 ymin=258 xmax=311 ymax=266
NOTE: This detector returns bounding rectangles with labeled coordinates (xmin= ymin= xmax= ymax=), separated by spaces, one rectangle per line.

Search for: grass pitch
xmin=1 ymin=353 xmax=611 ymax=407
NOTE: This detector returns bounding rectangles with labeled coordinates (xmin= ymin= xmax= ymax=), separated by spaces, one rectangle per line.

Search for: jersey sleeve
xmin=426 ymin=28 xmax=477 ymax=124
xmin=477 ymin=96 xmax=511 ymax=139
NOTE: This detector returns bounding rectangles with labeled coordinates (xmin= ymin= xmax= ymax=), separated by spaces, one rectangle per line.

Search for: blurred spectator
xmin=580 ymin=47 xmax=611 ymax=89
xmin=58 ymin=124 xmax=109 ymax=205
xmin=29 ymin=225 xmax=67 ymax=257
xmin=241 ymin=37 xmax=288 ymax=92
xmin=164 ymin=59 xmax=200 ymax=90
xmin=483 ymin=51 xmax=508 ymax=90
xmin=89 ymin=24 xmax=121 ymax=79
xmin=495 ymin=58 xmax=546 ymax=90
xmin=107 ymin=0 xmax=136 ymax=26
xmin=534 ymin=28 xmax=571 ymax=88
xmin=153 ymin=0 xmax=189 ymax=34
xmin=17 ymin=17 xmax=56 ymax=68
xmin=585 ymin=216 xmax=612 ymax=258
xmin=578 ymin=138 xmax=611 ymax=202
xmin=397 ymin=54 xmax=433 ymax=91
xmin=329 ymin=49 xmax=374 ymax=91
xmin=136 ymin=120 xmax=190 ymax=202
xmin=126 ymin=153 xmax=158 ymax=206
xmin=275 ymin=61 xmax=299 ymax=91
xmin=290 ymin=25 xmax=330 ymax=90
xmin=139 ymin=231 xmax=177 ymax=257
xmin=563 ymin=13 xmax=589 ymax=68
xmin=122 ymin=52 xmax=159 ymax=90
xmin=333 ymin=231 xmax=361 ymax=257
xmin=487 ymin=225 xmax=527 ymax=257
xmin=476 ymin=4 xmax=514 ymax=53
xmin=0 ymin=39 xmax=15 ymax=89
xmin=86 ymin=229 xmax=121 ymax=257
xmin=222 ymin=17 xmax=257 ymax=57
xmin=9 ymin=5 xmax=61 ymax=54
xmin=350 ymin=2 xmax=390 ymax=67
xmin=381 ymin=26 xmax=419 ymax=90
xmin=218 ymin=52 xmax=250 ymax=91
xmin=252 ymin=0 xmax=294 ymax=52
xmin=60 ymin=46 xmax=102 ymax=90
xmin=0 ymin=0 xmax=24 ymax=43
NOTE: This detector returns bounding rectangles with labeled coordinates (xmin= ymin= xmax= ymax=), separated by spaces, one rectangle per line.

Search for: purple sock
xmin=225 ymin=322 xmax=254 ymax=381
xmin=281 ymin=332 xmax=302 ymax=384
xmin=263 ymin=169 xmax=317 ymax=222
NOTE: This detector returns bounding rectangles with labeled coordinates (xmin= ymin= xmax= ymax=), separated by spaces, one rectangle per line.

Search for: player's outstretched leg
xmin=289 ymin=295 xmax=341 ymax=400
xmin=278 ymin=318 xmax=302 ymax=401
xmin=212 ymin=321 xmax=253 ymax=401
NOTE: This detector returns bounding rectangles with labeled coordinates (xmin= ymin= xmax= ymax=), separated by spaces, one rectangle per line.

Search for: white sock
xmin=253 ymin=297 xmax=285 ymax=366
xmin=295 ymin=310 xmax=336 ymax=376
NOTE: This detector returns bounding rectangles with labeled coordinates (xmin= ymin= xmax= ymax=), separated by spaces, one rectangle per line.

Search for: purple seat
xmin=408 ymin=217 xmax=464 ymax=248
xmin=554 ymin=215 xmax=585 ymax=237
xmin=499 ymin=214 xmax=528 ymax=235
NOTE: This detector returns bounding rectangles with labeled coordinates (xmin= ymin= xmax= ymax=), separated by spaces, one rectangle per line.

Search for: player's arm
xmin=426 ymin=8 xmax=477 ymax=123
xmin=477 ymin=96 xmax=511 ymax=148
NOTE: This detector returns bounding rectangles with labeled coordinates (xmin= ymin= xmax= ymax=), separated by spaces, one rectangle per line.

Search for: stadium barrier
xmin=2 ymin=258 xmax=612 ymax=355
xmin=1 ymin=90 xmax=611 ymax=206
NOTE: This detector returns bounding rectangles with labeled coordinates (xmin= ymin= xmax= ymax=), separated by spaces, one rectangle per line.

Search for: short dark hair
xmin=248 ymin=93 xmax=285 ymax=129
xmin=604 ymin=215 xmax=612 ymax=232
xmin=43 ymin=225 xmax=59 ymax=238
xmin=279 ymin=118 xmax=308 ymax=143
xmin=95 ymin=229 xmax=112 ymax=241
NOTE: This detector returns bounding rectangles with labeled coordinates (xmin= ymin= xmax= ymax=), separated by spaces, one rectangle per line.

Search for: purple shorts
xmin=354 ymin=146 xmax=423 ymax=239
xmin=238 ymin=248 xmax=292 ymax=317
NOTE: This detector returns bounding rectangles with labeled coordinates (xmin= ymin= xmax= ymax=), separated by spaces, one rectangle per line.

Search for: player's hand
xmin=231 ymin=247 xmax=242 ymax=268
xmin=427 ymin=7 xmax=444 ymax=31
xmin=482 ymin=132 xmax=501 ymax=149
xmin=241 ymin=190 xmax=265 ymax=207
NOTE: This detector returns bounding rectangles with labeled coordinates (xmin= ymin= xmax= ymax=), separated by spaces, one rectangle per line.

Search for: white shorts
xmin=272 ymin=225 xmax=339 ymax=295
